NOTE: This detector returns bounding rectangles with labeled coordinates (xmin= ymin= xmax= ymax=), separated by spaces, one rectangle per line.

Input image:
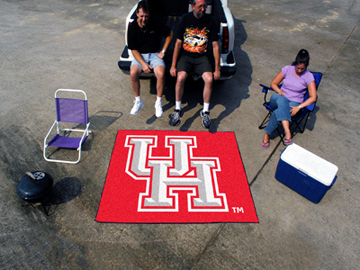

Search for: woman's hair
xmin=295 ymin=49 xmax=310 ymax=67
xmin=137 ymin=0 xmax=150 ymax=13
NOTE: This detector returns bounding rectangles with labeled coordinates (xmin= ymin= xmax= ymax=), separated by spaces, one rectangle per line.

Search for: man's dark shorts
xmin=177 ymin=54 xmax=213 ymax=75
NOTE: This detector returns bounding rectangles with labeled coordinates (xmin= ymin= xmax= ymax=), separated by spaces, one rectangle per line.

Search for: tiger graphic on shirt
xmin=183 ymin=27 xmax=209 ymax=53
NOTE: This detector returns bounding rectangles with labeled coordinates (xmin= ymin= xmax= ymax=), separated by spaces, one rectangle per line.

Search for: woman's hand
xmin=277 ymin=90 xmax=285 ymax=96
xmin=290 ymin=105 xmax=301 ymax=116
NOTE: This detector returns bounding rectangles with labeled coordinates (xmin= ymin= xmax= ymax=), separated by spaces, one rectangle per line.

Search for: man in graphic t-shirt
xmin=128 ymin=0 xmax=173 ymax=117
xmin=169 ymin=0 xmax=220 ymax=128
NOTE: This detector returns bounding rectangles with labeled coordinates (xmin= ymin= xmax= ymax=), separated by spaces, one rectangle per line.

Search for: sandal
xmin=284 ymin=137 xmax=293 ymax=146
xmin=262 ymin=140 xmax=270 ymax=149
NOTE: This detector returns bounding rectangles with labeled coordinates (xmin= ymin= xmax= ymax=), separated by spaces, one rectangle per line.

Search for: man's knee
xmin=154 ymin=66 xmax=165 ymax=80
xmin=202 ymin=72 xmax=213 ymax=84
xmin=176 ymin=71 xmax=187 ymax=84
xmin=130 ymin=66 xmax=141 ymax=81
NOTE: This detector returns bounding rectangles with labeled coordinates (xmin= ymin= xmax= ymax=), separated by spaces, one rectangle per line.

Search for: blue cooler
xmin=275 ymin=144 xmax=338 ymax=203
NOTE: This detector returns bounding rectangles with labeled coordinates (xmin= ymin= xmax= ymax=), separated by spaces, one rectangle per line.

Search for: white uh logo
xmin=125 ymin=135 xmax=228 ymax=212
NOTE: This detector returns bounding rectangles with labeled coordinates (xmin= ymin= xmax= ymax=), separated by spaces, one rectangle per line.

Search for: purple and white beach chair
xmin=43 ymin=89 xmax=92 ymax=164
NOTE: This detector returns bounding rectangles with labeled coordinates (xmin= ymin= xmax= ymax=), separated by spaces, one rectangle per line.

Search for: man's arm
xmin=128 ymin=21 xmax=153 ymax=73
xmin=131 ymin=49 xmax=152 ymax=73
xmin=170 ymin=39 xmax=182 ymax=77
xmin=158 ymin=31 xmax=174 ymax=59
xmin=212 ymin=40 xmax=220 ymax=80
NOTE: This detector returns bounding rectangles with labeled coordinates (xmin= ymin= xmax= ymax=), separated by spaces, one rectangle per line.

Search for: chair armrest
xmin=259 ymin=84 xmax=274 ymax=93
xmin=259 ymin=84 xmax=275 ymax=104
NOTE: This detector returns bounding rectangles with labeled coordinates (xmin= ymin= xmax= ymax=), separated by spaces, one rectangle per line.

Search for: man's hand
xmin=170 ymin=66 xmax=177 ymax=77
xmin=142 ymin=63 xmax=153 ymax=73
xmin=158 ymin=51 xmax=165 ymax=59
xmin=213 ymin=70 xmax=220 ymax=80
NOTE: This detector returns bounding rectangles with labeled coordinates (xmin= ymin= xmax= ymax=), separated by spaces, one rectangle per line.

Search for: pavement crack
xmin=191 ymin=223 xmax=226 ymax=270
xmin=324 ymin=17 xmax=360 ymax=75
xmin=249 ymin=139 xmax=282 ymax=187
xmin=345 ymin=0 xmax=356 ymax=15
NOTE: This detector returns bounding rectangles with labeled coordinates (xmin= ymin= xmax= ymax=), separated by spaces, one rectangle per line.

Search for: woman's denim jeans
xmin=264 ymin=93 xmax=300 ymax=135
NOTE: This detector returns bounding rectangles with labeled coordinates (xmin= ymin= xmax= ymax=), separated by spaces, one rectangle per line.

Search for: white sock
xmin=156 ymin=96 xmax=162 ymax=104
xmin=176 ymin=101 xmax=182 ymax=111
xmin=203 ymin=103 xmax=210 ymax=112
xmin=135 ymin=96 xmax=141 ymax=102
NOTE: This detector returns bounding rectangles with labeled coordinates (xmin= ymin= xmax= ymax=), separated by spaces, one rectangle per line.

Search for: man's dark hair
xmin=137 ymin=0 xmax=150 ymax=13
xmin=295 ymin=49 xmax=310 ymax=67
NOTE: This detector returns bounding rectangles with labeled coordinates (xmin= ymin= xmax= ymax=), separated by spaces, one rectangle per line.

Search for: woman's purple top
xmin=281 ymin=65 xmax=315 ymax=103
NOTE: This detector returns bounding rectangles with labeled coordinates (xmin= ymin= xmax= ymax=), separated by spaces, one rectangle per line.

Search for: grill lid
xmin=17 ymin=171 xmax=53 ymax=202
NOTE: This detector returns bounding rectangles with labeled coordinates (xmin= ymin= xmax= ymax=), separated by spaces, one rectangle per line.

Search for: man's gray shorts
xmin=131 ymin=52 xmax=165 ymax=69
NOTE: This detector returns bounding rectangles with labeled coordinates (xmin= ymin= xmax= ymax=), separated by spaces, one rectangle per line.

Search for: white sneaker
xmin=155 ymin=101 xmax=163 ymax=118
xmin=200 ymin=111 xmax=211 ymax=129
xmin=130 ymin=99 xmax=144 ymax=115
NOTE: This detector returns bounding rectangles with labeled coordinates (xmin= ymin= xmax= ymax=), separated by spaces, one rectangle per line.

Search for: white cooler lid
xmin=280 ymin=143 xmax=338 ymax=186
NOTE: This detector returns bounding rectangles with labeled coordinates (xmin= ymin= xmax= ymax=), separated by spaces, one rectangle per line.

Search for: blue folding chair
xmin=258 ymin=72 xmax=322 ymax=140
xmin=43 ymin=89 xmax=92 ymax=164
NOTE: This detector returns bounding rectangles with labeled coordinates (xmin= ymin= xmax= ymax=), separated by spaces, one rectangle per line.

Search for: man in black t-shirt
xmin=169 ymin=0 xmax=220 ymax=128
xmin=128 ymin=0 xmax=173 ymax=117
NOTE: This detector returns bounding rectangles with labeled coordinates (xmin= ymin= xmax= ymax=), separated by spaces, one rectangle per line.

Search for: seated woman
xmin=262 ymin=49 xmax=317 ymax=148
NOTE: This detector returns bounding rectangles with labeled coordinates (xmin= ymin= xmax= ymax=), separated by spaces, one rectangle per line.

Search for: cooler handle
xmin=297 ymin=170 xmax=308 ymax=178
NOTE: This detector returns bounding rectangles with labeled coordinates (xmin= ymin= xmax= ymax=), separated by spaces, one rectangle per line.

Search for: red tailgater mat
xmin=96 ymin=130 xmax=258 ymax=223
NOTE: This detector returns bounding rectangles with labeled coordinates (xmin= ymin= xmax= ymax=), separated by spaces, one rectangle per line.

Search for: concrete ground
xmin=1 ymin=0 xmax=359 ymax=269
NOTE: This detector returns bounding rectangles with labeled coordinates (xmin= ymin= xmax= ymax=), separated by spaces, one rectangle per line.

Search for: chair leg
xmin=278 ymin=112 xmax=311 ymax=143
xmin=258 ymin=111 xmax=272 ymax=129
xmin=276 ymin=127 xmax=285 ymax=143
xmin=293 ymin=112 xmax=310 ymax=134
